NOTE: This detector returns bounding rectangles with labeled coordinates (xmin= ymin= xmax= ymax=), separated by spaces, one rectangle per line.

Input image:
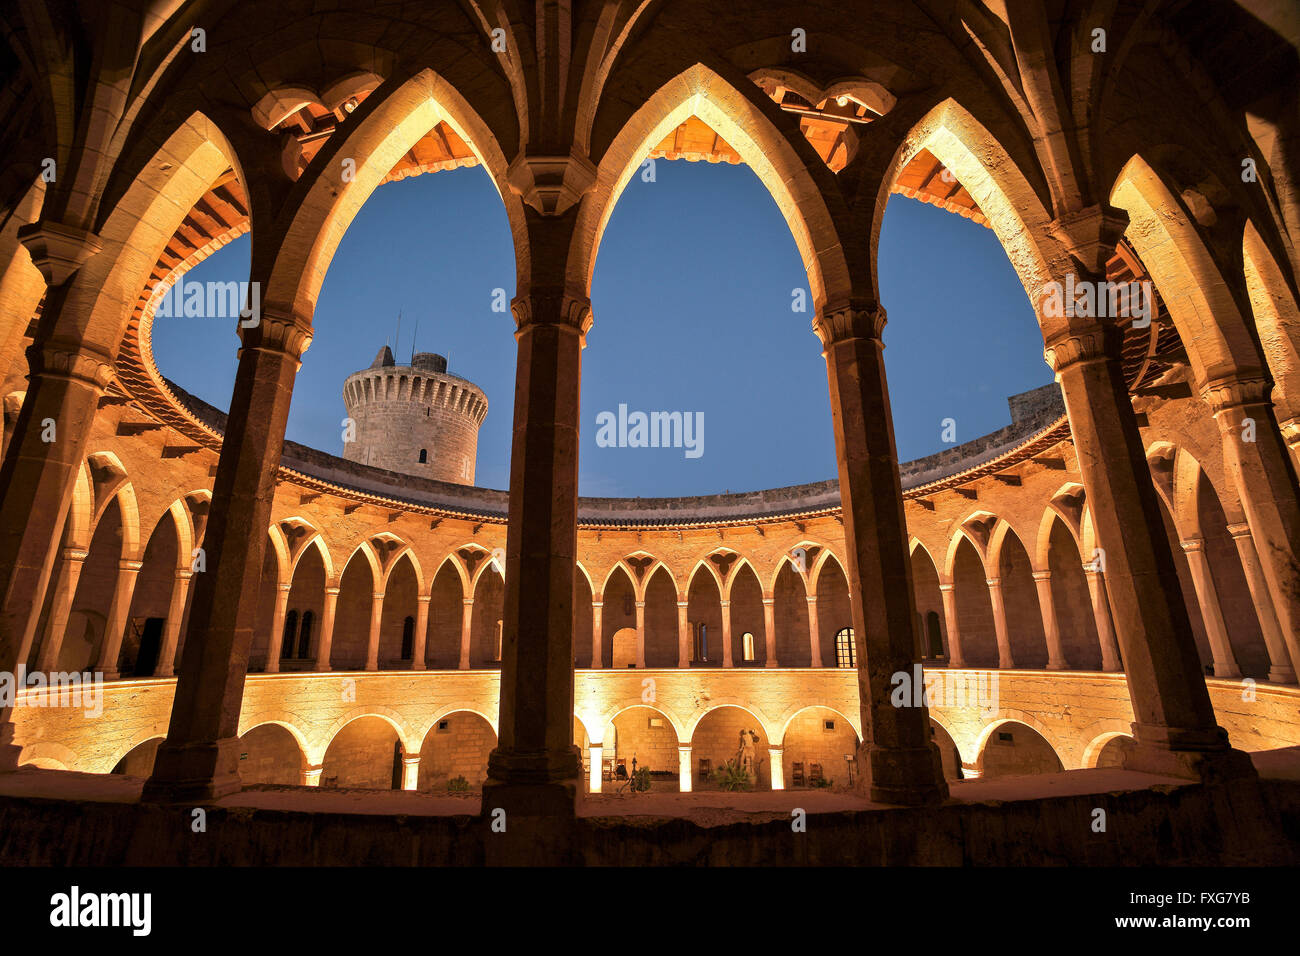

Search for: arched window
xmin=835 ymin=627 xmax=855 ymax=668
xmin=297 ymin=610 xmax=314 ymax=659
xmin=742 ymin=631 xmax=755 ymax=662
xmin=400 ymin=615 xmax=415 ymax=660
xmin=418 ymin=448 xmax=427 ymax=463
xmin=925 ymin=611 xmax=944 ymax=659
xmin=281 ymin=609 xmax=298 ymax=659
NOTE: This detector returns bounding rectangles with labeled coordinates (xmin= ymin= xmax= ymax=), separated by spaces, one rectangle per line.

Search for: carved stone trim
xmin=28 ymin=342 xmax=116 ymax=388
xmin=511 ymin=292 xmax=593 ymax=337
xmin=1042 ymin=324 xmax=1121 ymax=373
xmin=1047 ymin=205 xmax=1129 ymax=275
xmin=1200 ymin=374 xmax=1272 ymax=412
xmin=239 ymin=309 xmax=313 ymax=359
xmin=812 ymin=302 xmax=887 ymax=346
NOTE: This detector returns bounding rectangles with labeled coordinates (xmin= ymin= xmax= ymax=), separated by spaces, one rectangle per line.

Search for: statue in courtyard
xmin=736 ymin=729 xmax=758 ymax=778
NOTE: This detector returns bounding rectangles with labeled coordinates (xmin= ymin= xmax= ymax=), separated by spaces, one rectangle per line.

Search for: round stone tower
xmin=342 ymin=346 xmax=487 ymax=485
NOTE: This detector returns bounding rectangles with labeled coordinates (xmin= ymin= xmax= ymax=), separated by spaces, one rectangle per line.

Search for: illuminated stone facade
xmin=0 ymin=0 xmax=1297 ymax=865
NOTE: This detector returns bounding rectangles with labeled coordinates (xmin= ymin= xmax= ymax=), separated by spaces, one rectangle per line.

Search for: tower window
xmin=835 ymin=627 xmax=855 ymax=668
xmin=418 ymin=448 xmax=427 ymax=463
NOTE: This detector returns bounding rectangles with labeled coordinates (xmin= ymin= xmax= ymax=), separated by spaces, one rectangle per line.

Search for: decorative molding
xmin=28 ymin=342 xmax=116 ymax=388
xmin=812 ymin=302 xmax=887 ymax=346
xmin=1200 ymin=374 xmax=1272 ymax=412
xmin=1042 ymin=324 xmax=1121 ymax=373
xmin=17 ymin=220 xmax=104 ymax=286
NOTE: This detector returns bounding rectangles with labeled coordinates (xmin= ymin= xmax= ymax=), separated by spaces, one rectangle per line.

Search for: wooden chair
xmin=791 ymin=762 xmax=805 ymax=787
xmin=809 ymin=762 xmax=823 ymax=786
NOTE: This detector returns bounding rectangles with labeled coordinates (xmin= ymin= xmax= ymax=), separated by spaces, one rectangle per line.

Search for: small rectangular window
xmin=437 ymin=720 xmax=450 ymax=733
xmin=823 ymin=720 xmax=835 ymax=732
xmin=998 ymin=731 xmax=1014 ymax=743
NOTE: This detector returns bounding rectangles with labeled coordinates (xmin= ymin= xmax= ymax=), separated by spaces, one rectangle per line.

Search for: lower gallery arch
xmin=691 ymin=706 xmax=770 ymax=790
xmin=779 ymin=706 xmax=859 ymax=790
xmin=111 ymin=737 xmax=165 ymax=777
xmin=976 ymin=720 xmax=1065 ymax=778
xmin=1083 ymin=731 xmax=1137 ymax=770
xmin=417 ymin=711 xmax=496 ymax=791
xmin=237 ymin=723 xmax=306 ymax=786
xmin=930 ymin=719 xmax=964 ymax=780
xmin=320 ymin=715 xmax=403 ymax=790
xmin=602 ymin=705 xmax=680 ymax=788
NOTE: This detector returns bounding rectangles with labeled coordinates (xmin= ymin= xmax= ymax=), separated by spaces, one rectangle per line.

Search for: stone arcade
xmin=0 ymin=0 xmax=1298 ymax=866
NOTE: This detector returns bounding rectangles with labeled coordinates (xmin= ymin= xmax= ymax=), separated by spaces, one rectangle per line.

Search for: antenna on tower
xmin=395 ymin=311 xmax=402 ymax=360
xmin=410 ymin=318 xmax=419 ymax=364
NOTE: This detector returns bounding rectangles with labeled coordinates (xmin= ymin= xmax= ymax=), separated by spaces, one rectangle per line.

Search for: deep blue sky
xmin=153 ymin=160 xmax=1052 ymax=496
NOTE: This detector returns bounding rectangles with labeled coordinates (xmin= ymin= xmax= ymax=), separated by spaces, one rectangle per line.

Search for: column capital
xmin=812 ymin=300 xmax=886 ymax=347
xmin=675 ymin=601 xmax=687 ymax=608
xmin=174 ymin=568 xmax=194 ymax=581
xmin=61 ymin=547 xmax=90 ymax=562
xmin=806 ymin=594 xmax=819 ymax=603
xmin=1180 ymin=538 xmax=1205 ymax=555
xmin=510 ymin=290 xmax=593 ymax=339
xmin=767 ymin=745 xmax=784 ymax=754
xmin=718 ymin=600 xmax=729 ymax=609
xmin=324 ymin=586 xmax=341 ymax=596
xmin=677 ymin=743 xmax=692 ymax=753
xmin=17 ymin=219 xmax=103 ymax=285
xmin=1043 ymin=322 xmax=1123 ymax=373
xmin=985 ymin=577 xmax=1002 ymax=588
xmin=238 ymin=307 xmax=313 ymax=359
xmin=1225 ymin=522 xmax=1253 ymax=539
xmin=592 ymin=600 xmax=604 ymax=609
xmin=634 ymin=600 xmax=646 ymax=608
xmin=505 ymin=149 xmax=597 ymax=215
xmin=417 ymin=594 xmax=432 ymax=604
xmin=401 ymin=755 xmax=419 ymax=766
xmin=1031 ymin=569 xmax=1052 ymax=582
xmin=119 ymin=559 xmax=144 ymax=572
xmin=463 ymin=597 xmax=475 ymax=606
xmin=1199 ymin=373 xmax=1272 ymax=412
xmin=278 ymin=583 xmax=292 ymax=593
xmin=372 ymin=591 xmax=385 ymax=600
xmin=762 ymin=596 xmax=775 ymax=606
xmin=27 ymin=340 xmax=116 ymax=388
xmin=939 ymin=582 xmax=956 ymax=593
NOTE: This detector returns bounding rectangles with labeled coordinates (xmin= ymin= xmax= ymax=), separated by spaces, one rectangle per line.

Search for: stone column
xmin=364 ymin=591 xmax=384 ymax=671
xmin=814 ymin=302 xmax=948 ymax=805
xmin=1083 ymin=568 xmax=1123 ymax=671
xmin=938 ymin=583 xmax=965 ymax=668
xmin=720 ymin=599 xmax=733 ymax=667
xmin=401 ymin=754 xmax=420 ymax=791
xmin=1030 ymin=570 xmax=1070 ymax=670
xmin=590 ymin=599 xmax=603 ymax=668
xmin=97 ymin=559 xmax=142 ymax=679
xmin=676 ymin=601 xmax=689 ymax=668
xmin=142 ymin=310 xmax=311 ymax=802
xmin=678 ymin=744 xmax=692 ymax=793
xmin=768 ymin=745 xmax=785 ymax=790
xmin=634 ymin=599 xmax=646 ymax=668
xmin=1044 ymin=309 xmax=1249 ymax=780
xmin=985 ymin=577 xmax=1015 ymax=668
xmin=481 ymin=288 xmax=589 ymax=821
xmin=154 ymin=568 xmax=193 ymax=678
xmin=411 ymin=594 xmax=430 ymax=670
xmin=0 ymin=336 xmax=114 ymax=769
xmin=302 ymin=764 xmax=323 ymax=787
xmin=1203 ymin=375 xmax=1300 ymax=680
xmin=1179 ymin=539 xmax=1242 ymax=678
xmin=314 ymin=586 xmax=339 ymax=672
xmin=459 ymin=598 xmax=474 ymax=670
xmin=264 ymin=583 xmax=292 ymax=674
xmin=35 ymin=547 xmax=89 ymax=673
xmin=588 ymin=743 xmax=602 ymax=794
xmin=806 ymin=595 xmax=822 ymax=668
xmin=762 ymin=596 xmax=778 ymax=667
xmin=1226 ymin=522 xmax=1294 ymax=683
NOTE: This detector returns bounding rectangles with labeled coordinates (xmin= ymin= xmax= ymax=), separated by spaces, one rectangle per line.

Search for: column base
xmin=1123 ymin=723 xmax=1257 ymax=784
xmin=856 ymin=742 xmax=949 ymax=806
xmin=140 ymin=737 xmax=243 ymax=803
xmin=765 ymin=659 xmax=779 ymax=668
xmin=480 ymin=753 xmax=581 ymax=865
xmin=99 ymin=668 xmax=120 ymax=681
xmin=1045 ymin=660 xmax=1070 ymax=671
xmin=1211 ymin=662 xmax=1242 ymax=680
xmin=1267 ymin=666 xmax=1296 ymax=685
